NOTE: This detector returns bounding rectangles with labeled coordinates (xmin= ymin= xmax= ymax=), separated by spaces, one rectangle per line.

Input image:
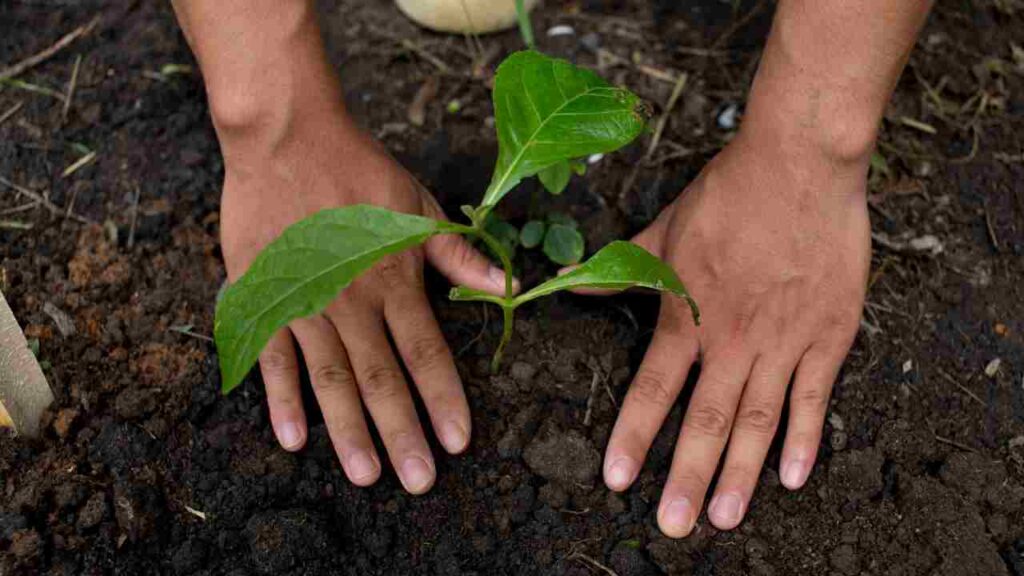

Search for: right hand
xmin=217 ymin=104 xmax=511 ymax=494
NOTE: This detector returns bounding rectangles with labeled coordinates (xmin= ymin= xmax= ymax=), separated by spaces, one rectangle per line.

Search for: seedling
xmin=214 ymin=51 xmax=700 ymax=393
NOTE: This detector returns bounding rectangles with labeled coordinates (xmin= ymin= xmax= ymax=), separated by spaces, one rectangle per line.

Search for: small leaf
xmin=482 ymin=51 xmax=647 ymax=209
xmin=569 ymin=159 xmax=587 ymax=176
xmin=518 ymin=241 xmax=700 ymax=323
xmin=538 ymin=161 xmax=571 ymax=195
xmin=215 ymin=205 xmax=456 ymax=393
xmin=484 ymin=214 xmax=520 ymax=259
xmin=519 ymin=220 xmax=546 ymax=248
xmin=547 ymin=212 xmax=578 ymax=229
xmin=542 ymin=224 xmax=584 ymax=265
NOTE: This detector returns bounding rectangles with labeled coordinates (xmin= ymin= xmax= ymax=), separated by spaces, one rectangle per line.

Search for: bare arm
xmin=746 ymin=0 xmax=933 ymax=163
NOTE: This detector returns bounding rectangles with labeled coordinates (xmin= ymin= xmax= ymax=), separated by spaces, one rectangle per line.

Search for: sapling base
xmin=213 ymin=51 xmax=700 ymax=394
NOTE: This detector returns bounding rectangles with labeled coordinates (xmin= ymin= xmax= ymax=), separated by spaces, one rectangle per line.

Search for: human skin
xmin=172 ymin=0 xmax=518 ymax=495
xmin=171 ymin=0 xmax=933 ymax=535
xmin=598 ymin=0 xmax=934 ymax=537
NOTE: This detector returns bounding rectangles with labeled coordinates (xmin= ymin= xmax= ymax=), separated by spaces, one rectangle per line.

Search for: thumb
xmin=419 ymin=189 xmax=520 ymax=297
xmin=425 ymin=233 xmax=520 ymax=296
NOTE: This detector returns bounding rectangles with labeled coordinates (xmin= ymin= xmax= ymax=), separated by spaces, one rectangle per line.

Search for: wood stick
xmin=0 ymin=290 xmax=55 ymax=437
xmin=0 ymin=16 xmax=100 ymax=82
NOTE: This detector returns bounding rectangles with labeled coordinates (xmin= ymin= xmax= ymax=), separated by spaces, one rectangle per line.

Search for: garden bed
xmin=1 ymin=1 xmax=1023 ymax=574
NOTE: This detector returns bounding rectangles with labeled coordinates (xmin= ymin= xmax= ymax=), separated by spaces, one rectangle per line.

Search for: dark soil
xmin=2 ymin=1 xmax=1023 ymax=575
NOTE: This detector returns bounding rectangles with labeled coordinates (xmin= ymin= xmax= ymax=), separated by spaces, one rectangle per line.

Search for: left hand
xmin=601 ymin=129 xmax=871 ymax=537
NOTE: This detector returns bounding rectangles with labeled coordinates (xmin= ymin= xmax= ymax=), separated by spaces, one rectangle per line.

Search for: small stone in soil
xmin=609 ymin=540 xmax=659 ymax=576
xmin=829 ymin=543 xmax=860 ymax=575
xmin=510 ymin=361 xmax=536 ymax=384
xmin=523 ymin=429 xmax=601 ymax=485
xmin=828 ymin=447 xmax=885 ymax=501
xmin=9 ymin=529 xmax=42 ymax=561
xmin=76 ymin=491 xmax=108 ymax=531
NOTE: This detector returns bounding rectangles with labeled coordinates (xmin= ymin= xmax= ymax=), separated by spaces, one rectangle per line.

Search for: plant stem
xmin=514 ymin=0 xmax=535 ymax=49
xmin=492 ymin=305 xmax=514 ymax=372
xmin=449 ymin=219 xmax=518 ymax=371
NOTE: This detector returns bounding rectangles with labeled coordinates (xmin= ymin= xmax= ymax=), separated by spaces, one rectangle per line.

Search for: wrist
xmin=740 ymin=80 xmax=879 ymax=168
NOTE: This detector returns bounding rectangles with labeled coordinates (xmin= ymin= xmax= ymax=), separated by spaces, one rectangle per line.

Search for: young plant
xmin=214 ymin=51 xmax=700 ymax=393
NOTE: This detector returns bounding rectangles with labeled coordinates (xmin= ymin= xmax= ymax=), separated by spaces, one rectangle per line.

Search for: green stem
xmin=448 ymin=220 xmax=518 ymax=371
xmin=514 ymin=0 xmax=535 ymax=49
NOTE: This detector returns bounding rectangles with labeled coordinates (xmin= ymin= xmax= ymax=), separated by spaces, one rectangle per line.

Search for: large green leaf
xmin=215 ymin=205 xmax=456 ymax=393
xmin=516 ymin=241 xmax=700 ymax=322
xmin=538 ymin=161 xmax=571 ymax=195
xmin=482 ymin=51 xmax=647 ymax=210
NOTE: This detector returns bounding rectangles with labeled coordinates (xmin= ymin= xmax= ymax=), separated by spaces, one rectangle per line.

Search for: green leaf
xmin=538 ymin=161 xmax=571 ymax=195
xmin=517 ymin=241 xmax=700 ymax=323
xmin=482 ymin=51 xmax=647 ymax=210
xmin=215 ymin=205 xmax=456 ymax=393
xmin=542 ymin=224 xmax=584 ymax=265
xmin=484 ymin=214 xmax=519 ymax=260
xmin=519 ymin=220 xmax=546 ymax=248
xmin=569 ymin=159 xmax=587 ymax=176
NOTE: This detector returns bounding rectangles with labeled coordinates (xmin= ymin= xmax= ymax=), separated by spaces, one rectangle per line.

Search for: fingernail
xmin=276 ymin=422 xmax=303 ymax=450
xmin=605 ymin=456 xmax=637 ymax=490
xmin=488 ymin=266 xmax=506 ymax=289
xmin=400 ymin=456 xmax=435 ymax=494
xmin=709 ymin=493 xmax=744 ymax=526
xmin=659 ymin=497 xmax=695 ymax=538
xmin=439 ymin=420 xmax=468 ymax=454
xmin=780 ymin=459 xmax=809 ymax=489
xmin=346 ymin=451 xmax=379 ymax=483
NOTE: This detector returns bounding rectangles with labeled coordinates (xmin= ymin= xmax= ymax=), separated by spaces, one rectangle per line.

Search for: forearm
xmin=742 ymin=0 xmax=933 ymax=165
xmin=170 ymin=0 xmax=351 ymax=156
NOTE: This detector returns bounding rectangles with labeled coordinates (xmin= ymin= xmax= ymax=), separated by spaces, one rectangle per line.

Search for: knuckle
xmin=372 ymin=255 xmax=407 ymax=284
xmin=671 ymin=468 xmax=710 ymax=491
xmin=260 ymin=349 xmax=295 ymax=376
xmin=358 ymin=363 xmax=403 ymax=404
xmin=310 ymin=363 xmax=356 ymax=394
xmin=736 ymin=404 xmax=778 ymax=435
xmin=405 ymin=336 xmax=447 ymax=373
xmin=793 ymin=385 xmax=830 ymax=414
xmin=630 ymin=370 xmax=675 ymax=407
xmin=685 ymin=404 xmax=733 ymax=438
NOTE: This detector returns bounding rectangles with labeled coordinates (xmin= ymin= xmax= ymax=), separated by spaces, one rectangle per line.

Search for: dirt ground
xmin=1 ymin=0 xmax=1023 ymax=574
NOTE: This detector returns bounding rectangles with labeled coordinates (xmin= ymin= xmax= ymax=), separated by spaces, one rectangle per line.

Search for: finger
xmin=657 ymin=347 xmax=755 ymax=538
xmin=779 ymin=342 xmax=846 ymax=490
xmin=291 ymin=316 xmax=381 ymax=486
xmin=385 ymin=289 xmax=471 ymax=455
xmin=420 ymin=190 xmax=519 ymax=297
xmin=707 ymin=353 xmax=800 ymax=530
xmin=259 ymin=329 xmax=307 ymax=451
xmin=332 ymin=309 xmax=436 ymax=495
xmin=604 ymin=299 xmax=700 ymax=491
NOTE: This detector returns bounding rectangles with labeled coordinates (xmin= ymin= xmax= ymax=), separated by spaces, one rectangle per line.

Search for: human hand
xmin=218 ymin=107 xmax=510 ymax=494
xmin=602 ymin=130 xmax=871 ymax=536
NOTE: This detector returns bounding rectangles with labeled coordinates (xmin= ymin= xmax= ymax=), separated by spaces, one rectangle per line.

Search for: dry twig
xmin=0 ymin=16 xmax=99 ymax=82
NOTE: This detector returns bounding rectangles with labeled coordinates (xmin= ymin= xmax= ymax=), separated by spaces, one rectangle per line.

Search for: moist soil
xmin=2 ymin=1 xmax=1023 ymax=575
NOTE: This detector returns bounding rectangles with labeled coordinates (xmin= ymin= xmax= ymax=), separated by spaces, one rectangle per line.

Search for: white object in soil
xmin=395 ymin=0 xmax=540 ymax=34
xmin=0 ymin=290 xmax=55 ymax=437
